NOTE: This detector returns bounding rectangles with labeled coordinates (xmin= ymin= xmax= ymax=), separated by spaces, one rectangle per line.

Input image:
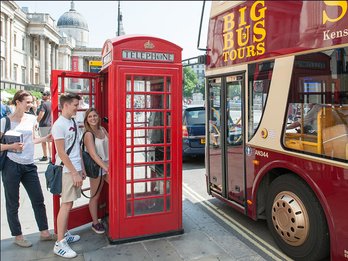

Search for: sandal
xmin=40 ymin=233 xmax=57 ymax=241
xmin=14 ymin=238 xmax=32 ymax=247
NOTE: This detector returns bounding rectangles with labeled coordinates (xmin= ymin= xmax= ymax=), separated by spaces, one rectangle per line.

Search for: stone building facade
xmin=0 ymin=1 xmax=102 ymax=91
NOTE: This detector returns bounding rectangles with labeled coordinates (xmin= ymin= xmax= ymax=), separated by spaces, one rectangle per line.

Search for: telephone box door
xmin=108 ymin=67 xmax=182 ymax=240
xmin=50 ymin=70 xmax=106 ymax=232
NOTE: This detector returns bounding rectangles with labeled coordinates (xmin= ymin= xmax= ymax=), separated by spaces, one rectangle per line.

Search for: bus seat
xmin=320 ymin=107 xmax=341 ymax=129
xmin=285 ymin=139 xmax=304 ymax=151
xmin=337 ymin=106 xmax=348 ymax=123
xmin=322 ymin=124 xmax=348 ymax=159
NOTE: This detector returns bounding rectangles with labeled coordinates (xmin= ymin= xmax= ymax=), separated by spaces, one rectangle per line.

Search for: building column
xmin=51 ymin=44 xmax=56 ymax=70
xmin=39 ymin=35 xmax=45 ymax=85
xmin=5 ymin=17 xmax=12 ymax=80
xmin=10 ymin=19 xmax=14 ymax=81
xmin=62 ymin=52 xmax=67 ymax=70
xmin=78 ymin=56 xmax=84 ymax=72
xmin=55 ymin=46 xmax=59 ymax=69
xmin=45 ymin=40 xmax=51 ymax=84
xmin=26 ymin=34 xmax=31 ymax=84
xmin=67 ymin=54 xmax=71 ymax=70
xmin=62 ymin=53 xmax=67 ymax=70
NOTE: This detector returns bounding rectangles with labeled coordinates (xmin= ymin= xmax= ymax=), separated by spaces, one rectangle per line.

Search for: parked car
xmin=182 ymin=105 xmax=206 ymax=158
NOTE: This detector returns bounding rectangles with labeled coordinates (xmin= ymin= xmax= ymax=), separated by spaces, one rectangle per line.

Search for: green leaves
xmin=183 ymin=67 xmax=199 ymax=98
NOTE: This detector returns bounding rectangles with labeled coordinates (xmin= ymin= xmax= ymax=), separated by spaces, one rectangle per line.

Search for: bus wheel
xmin=266 ymin=174 xmax=329 ymax=261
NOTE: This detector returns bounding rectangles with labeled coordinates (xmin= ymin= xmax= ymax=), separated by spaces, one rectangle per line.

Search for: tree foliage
xmin=30 ymin=91 xmax=43 ymax=99
xmin=196 ymin=82 xmax=205 ymax=97
xmin=183 ymin=67 xmax=198 ymax=98
xmin=2 ymin=89 xmax=42 ymax=100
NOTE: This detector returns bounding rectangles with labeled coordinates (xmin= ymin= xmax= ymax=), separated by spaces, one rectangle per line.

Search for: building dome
xmin=57 ymin=1 xmax=89 ymax=47
xmin=57 ymin=1 xmax=88 ymax=31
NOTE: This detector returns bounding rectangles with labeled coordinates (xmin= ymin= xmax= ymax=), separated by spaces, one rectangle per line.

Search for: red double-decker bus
xmin=204 ymin=1 xmax=348 ymax=260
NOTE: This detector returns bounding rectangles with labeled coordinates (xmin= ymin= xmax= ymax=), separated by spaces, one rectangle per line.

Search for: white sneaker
xmin=53 ymin=239 xmax=77 ymax=259
xmin=64 ymin=230 xmax=80 ymax=243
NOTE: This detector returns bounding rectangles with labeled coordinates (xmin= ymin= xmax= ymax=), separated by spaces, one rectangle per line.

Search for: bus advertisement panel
xmin=207 ymin=1 xmax=348 ymax=68
xmin=205 ymin=1 xmax=348 ymax=261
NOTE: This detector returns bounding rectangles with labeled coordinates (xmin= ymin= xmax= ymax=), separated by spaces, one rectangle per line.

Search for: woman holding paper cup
xmin=0 ymin=90 xmax=55 ymax=248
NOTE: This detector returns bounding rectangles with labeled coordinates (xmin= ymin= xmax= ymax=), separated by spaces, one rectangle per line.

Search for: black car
xmin=182 ymin=105 xmax=206 ymax=158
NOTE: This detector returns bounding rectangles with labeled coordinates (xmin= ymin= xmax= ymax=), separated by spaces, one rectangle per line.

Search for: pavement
xmin=1 ymin=143 xmax=268 ymax=261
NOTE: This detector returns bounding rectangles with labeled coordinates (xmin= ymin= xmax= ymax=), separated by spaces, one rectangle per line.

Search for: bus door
xmin=226 ymin=75 xmax=244 ymax=205
xmin=207 ymin=74 xmax=245 ymax=206
xmin=50 ymin=70 xmax=104 ymax=232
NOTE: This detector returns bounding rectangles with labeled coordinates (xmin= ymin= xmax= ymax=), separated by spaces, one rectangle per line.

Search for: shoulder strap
xmin=66 ymin=118 xmax=77 ymax=156
xmin=101 ymin=127 xmax=108 ymax=138
xmin=80 ymin=131 xmax=95 ymax=151
xmin=4 ymin=116 xmax=10 ymax=132
xmin=60 ymin=118 xmax=77 ymax=166
xmin=0 ymin=116 xmax=10 ymax=142
xmin=81 ymin=174 xmax=103 ymax=199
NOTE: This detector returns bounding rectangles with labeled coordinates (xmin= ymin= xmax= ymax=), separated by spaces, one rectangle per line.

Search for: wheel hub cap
xmin=271 ymin=191 xmax=309 ymax=246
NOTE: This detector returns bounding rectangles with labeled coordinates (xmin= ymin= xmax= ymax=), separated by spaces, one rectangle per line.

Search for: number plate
xmin=200 ymin=138 xmax=206 ymax=144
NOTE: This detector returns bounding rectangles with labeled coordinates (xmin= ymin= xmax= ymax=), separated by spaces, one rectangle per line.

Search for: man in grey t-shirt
xmin=37 ymin=91 xmax=52 ymax=162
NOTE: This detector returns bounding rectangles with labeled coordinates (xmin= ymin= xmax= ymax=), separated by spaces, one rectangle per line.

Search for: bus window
xmin=208 ymin=78 xmax=222 ymax=148
xmin=283 ymin=47 xmax=348 ymax=162
xmin=227 ymin=78 xmax=242 ymax=146
xmin=248 ymin=61 xmax=274 ymax=140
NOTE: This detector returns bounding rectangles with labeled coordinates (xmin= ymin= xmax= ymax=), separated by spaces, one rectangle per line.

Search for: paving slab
xmin=142 ymin=238 xmax=183 ymax=261
xmin=168 ymin=230 xmax=227 ymax=260
xmin=85 ymin=242 xmax=153 ymax=261
xmin=1 ymin=143 xmax=269 ymax=261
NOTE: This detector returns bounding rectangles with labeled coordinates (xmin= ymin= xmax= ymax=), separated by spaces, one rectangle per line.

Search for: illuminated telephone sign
xmin=89 ymin=61 xmax=102 ymax=73
xmin=122 ymin=50 xmax=174 ymax=62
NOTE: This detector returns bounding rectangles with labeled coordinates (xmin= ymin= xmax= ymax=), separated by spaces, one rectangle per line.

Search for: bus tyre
xmin=266 ymin=174 xmax=329 ymax=261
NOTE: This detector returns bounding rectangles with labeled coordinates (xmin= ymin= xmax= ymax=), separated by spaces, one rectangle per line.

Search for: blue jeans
xmin=1 ymin=157 xmax=48 ymax=236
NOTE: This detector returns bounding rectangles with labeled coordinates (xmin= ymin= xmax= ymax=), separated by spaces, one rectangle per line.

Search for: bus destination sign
xmin=122 ymin=50 xmax=174 ymax=62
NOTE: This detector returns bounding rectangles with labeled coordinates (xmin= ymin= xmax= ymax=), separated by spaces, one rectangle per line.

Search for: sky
xmin=17 ymin=1 xmax=211 ymax=60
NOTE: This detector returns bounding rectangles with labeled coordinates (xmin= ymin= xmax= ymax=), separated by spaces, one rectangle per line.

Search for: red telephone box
xmin=50 ymin=35 xmax=183 ymax=242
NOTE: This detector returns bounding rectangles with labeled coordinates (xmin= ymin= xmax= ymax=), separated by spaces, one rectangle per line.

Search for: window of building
xmin=14 ymin=33 xmax=16 ymax=47
xmin=283 ymin=47 xmax=348 ymax=162
xmin=13 ymin=64 xmax=18 ymax=81
xmin=248 ymin=60 xmax=274 ymax=140
xmin=30 ymin=68 xmax=33 ymax=83
xmin=22 ymin=37 xmax=25 ymax=51
xmin=21 ymin=67 xmax=26 ymax=83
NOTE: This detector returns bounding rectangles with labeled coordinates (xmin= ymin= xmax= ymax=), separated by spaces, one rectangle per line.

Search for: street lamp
xmin=117 ymin=1 xmax=120 ymax=36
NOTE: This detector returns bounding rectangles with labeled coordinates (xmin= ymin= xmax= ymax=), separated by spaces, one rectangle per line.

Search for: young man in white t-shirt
xmin=51 ymin=93 xmax=85 ymax=258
